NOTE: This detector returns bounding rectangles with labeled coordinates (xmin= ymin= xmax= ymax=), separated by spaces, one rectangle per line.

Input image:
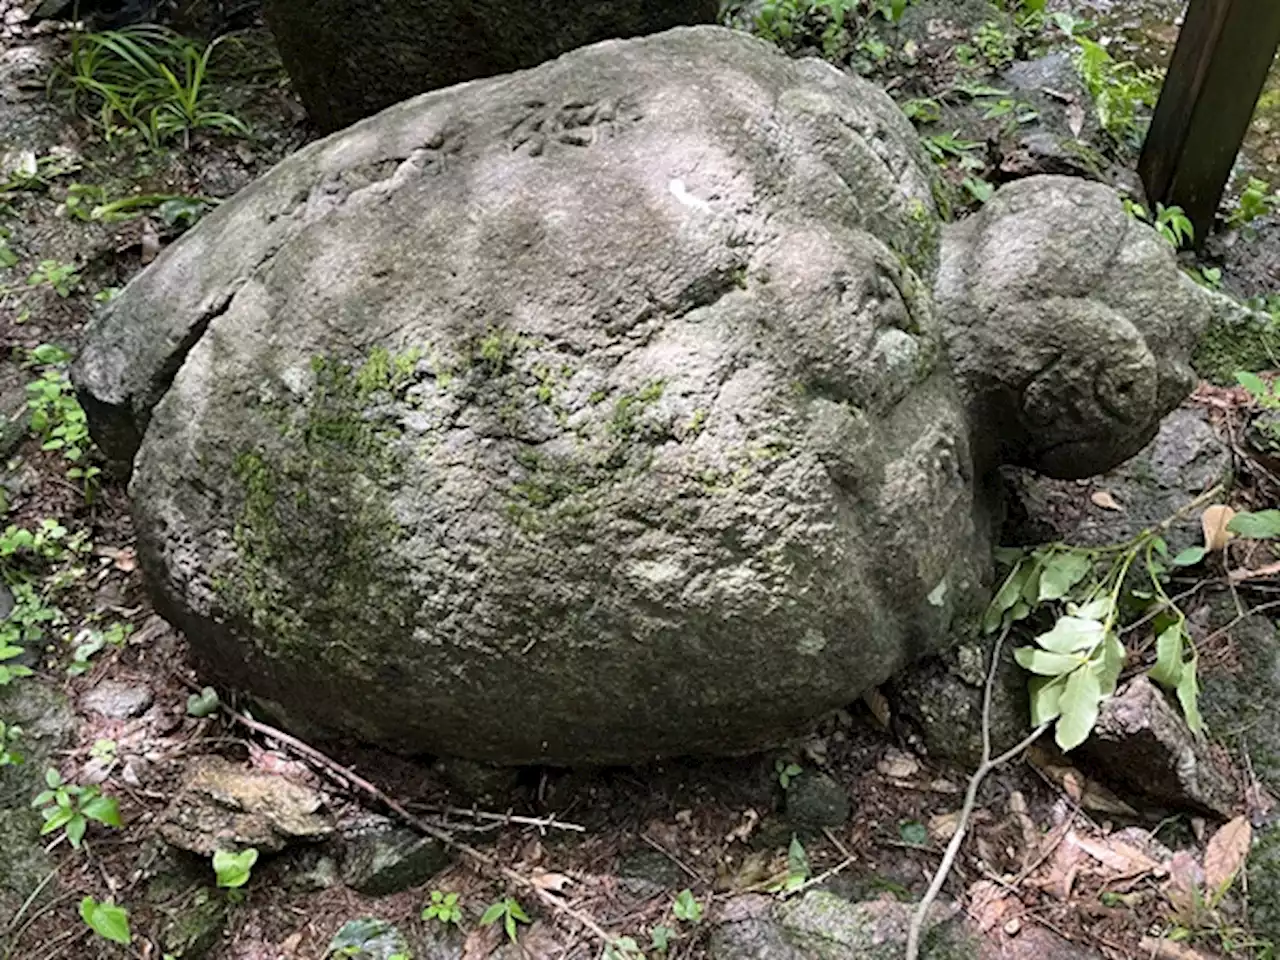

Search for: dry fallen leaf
xmin=140 ymin=219 xmax=161 ymax=265
xmin=1091 ymin=490 xmax=1122 ymax=511
xmin=1066 ymin=100 xmax=1086 ymax=138
xmin=530 ymin=870 xmax=573 ymax=892
xmin=1229 ymin=560 xmax=1280 ymax=583
xmin=1202 ymin=504 xmax=1236 ymax=552
xmin=113 ymin=547 xmax=138 ymax=572
xmin=1204 ymin=815 xmax=1252 ymax=895
xmin=862 ymin=687 xmax=891 ymax=729
xmin=1070 ymin=831 xmax=1160 ymax=876
xmin=724 ymin=808 xmax=759 ymax=844
xmin=876 ymin=747 xmax=920 ymax=780
xmin=929 ymin=809 xmax=963 ymax=842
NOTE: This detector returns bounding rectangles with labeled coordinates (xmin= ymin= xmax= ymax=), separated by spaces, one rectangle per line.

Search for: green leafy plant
xmin=1228 ymin=177 xmax=1280 ymax=228
xmin=768 ymin=836 xmax=811 ymax=894
xmin=1237 ymin=371 xmax=1280 ymax=410
xmin=63 ymin=184 xmax=213 ymax=226
xmin=922 ymin=130 xmax=984 ymax=167
xmin=422 ymin=889 xmax=463 ymax=927
xmin=0 ymin=150 xmax=81 ymax=195
xmin=0 ymin=227 xmax=18 ymax=269
xmin=80 ymin=896 xmax=131 ymax=945
xmin=604 ymin=936 xmax=647 ymax=960
xmin=1155 ymin=204 xmax=1194 ymax=248
xmin=899 ymin=820 xmax=928 ymax=845
xmin=34 ymin=768 xmax=122 ymax=848
xmin=26 ymin=259 xmax=79 ymax=297
xmin=961 ymin=176 xmax=994 ymax=204
xmin=186 ymin=685 xmax=220 ymax=717
xmin=1123 ymin=199 xmax=1195 ymax=249
xmin=25 ymin=344 xmax=102 ymax=499
xmin=53 ymin=24 xmax=250 ymax=149
xmin=775 ymin=759 xmax=803 ymax=788
xmin=0 ymin=720 xmax=22 ymax=766
xmin=1185 ymin=265 xmax=1223 ymax=291
xmin=973 ymin=22 xmax=1015 ymax=68
xmin=67 ymin=622 xmax=131 ymax=676
xmin=1071 ymin=35 xmax=1161 ymax=145
xmin=673 ymin=889 xmax=703 ymax=923
xmin=480 ymin=897 xmax=532 ymax=944
xmin=901 ymin=97 xmax=942 ymax=124
xmin=993 ymin=508 xmax=1212 ymax=751
xmin=213 ymin=848 xmax=258 ymax=888
xmin=650 ymin=924 xmax=675 ymax=954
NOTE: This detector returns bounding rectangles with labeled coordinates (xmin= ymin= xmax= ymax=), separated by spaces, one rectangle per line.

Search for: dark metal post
xmin=1138 ymin=0 xmax=1280 ymax=246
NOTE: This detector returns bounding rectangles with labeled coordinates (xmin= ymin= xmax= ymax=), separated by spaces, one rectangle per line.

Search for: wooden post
xmin=1138 ymin=0 xmax=1280 ymax=247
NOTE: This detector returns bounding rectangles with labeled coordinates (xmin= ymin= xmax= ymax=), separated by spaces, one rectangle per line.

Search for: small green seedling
xmin=650 ymin=924 xmax=675 ymax=954
xmin=673 ymin=889 xmax=703 ymax=923
xmin=26 ymin=259 xmax=79 ymax=297
xmin=33 ymin=767 xmax=122 ymax=848
xmin=0 ymin=720 xmax=22 ymax=766
xmin=213 ymin=848 xmax=258 ymax=888
xmin=480 ymin=897 xmax=532 ymax=944
xmin=767 ymin=836 xmax=811 ymax=894
xmin=186 ymin=685 xmax=220 ymax=717
xmin=80 ymin=896 xmax=131 ymax=945
xmin=775 ymin=759 xmax=802 ymax=789
xmin=422 ymin=889 xmax=463 ymax=927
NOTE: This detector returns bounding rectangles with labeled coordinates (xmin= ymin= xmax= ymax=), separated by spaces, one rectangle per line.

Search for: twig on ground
xmin=1200 ymin=598 xmax=1280 ymax=646
xmin=202 ymin=691 xmax=618 ymax=947
xmin=905 ymin=625 xmax=1047 ymax=960
xmin=641 ymin=833 xmax=709 ymax=884
xmin=411 ymin=803 xmax=586 ymax=834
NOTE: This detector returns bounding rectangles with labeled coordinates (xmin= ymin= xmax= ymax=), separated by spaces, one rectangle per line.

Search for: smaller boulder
xmin=158 ymin=757 xmax=334 ymax=856
xmin=328 ymin=918 xmax=412 ymax=960
xmin=709 ymin=892 xmax=971 ymax=960
xmin=784 ymin=772 xmax=851 ymax=831
xmin=1080 ymin=676 xmax=1238 ymax=818
xmin=340 ymin=825 xmax=450 ymax=896
xmin=82 ymin=679 xmax=154 ymax=719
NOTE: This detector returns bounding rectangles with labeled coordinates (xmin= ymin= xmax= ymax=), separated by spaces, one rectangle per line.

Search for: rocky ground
xmin=3 ymin=1 xmax=1280 ymax=959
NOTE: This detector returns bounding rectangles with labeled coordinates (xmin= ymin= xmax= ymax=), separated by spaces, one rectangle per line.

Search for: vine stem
xmin=904 ymin=626 xmax=1047 ymax=960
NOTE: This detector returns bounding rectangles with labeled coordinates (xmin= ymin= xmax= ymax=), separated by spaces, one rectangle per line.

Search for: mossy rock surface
xmin=0 ymin=682 xmax=76 ymax=921
xmin=76 ymin=27 xmax=983 ymax=766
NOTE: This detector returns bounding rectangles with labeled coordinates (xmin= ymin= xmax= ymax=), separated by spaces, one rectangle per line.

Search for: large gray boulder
xmin=73 ymin=27 xmax=1204 ymax=765
xmin=263 ymin=0 xmax=721 ymax=132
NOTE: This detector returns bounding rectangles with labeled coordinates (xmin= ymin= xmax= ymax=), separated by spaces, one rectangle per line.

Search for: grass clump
xmin=50 ymin=24 xmax=250 ymax=149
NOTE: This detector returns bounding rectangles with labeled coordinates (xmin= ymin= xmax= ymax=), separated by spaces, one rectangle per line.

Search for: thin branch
xmin=905 ymin=626 xmax=1047 ymax=960
xmin=209 ymin=697 xmax=618 ymax=946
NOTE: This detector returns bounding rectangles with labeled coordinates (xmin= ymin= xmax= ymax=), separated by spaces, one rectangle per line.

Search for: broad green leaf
xmin=984 ymin=565 xmax=1029 ymax=632
xmin=1038 ymin=552 xmax=1092 ymax=601
xmin=508 ymin=900 xmax=531 ymax=923
xmin=1228 ymin=510 xmax=1280 ymax=540
xmin=1094 ymin=632 xmax=1125 ymax=696
xmin=1149 ymin=625 xmax=1184 ymax=689
xmin=81 ymin=794 xmax=122 ymax=827
xmin=1034 ymin=616 xmax=1105 ymax=655
xmin=1178 ymin=658 xmax=1203 ymax=733
xmin=1171 ymin=546 xmax=1207 ymax=567
xmin=1237 ymin=371 xmax=1268 ymax=398
xmin=40 ymin=806 xmax=73 ymax=834
xmin=213 ymin=848 xmax=258 ymax=888
xmin=80 ymin=897 xmax=131 ymax=945
xmin=1014 ymin=646 xmax=1080 ymax=676
xmin=787 ymin=836 xmax=810 ymax=879
xmin=480 ymin=902 xmax=506 ymax=926
xmin=1056 ymin=666 xmax=1103 ymax=752
xmin=1029 ymin=674 xmax=1067 ymax=726
xmin=1071 ymin=597 xmax=1112 ymax=621
xmin=66 ymin=813 xmax=86 ymax=848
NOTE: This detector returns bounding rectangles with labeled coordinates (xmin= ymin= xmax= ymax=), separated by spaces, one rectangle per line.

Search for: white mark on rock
xmin=927 ymin=578 xmax=948 ymax=607
xmin=669 ymin=178 xmax=711 ymax=212
xmin=797 ymin=629 xmax=828 ymax=656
